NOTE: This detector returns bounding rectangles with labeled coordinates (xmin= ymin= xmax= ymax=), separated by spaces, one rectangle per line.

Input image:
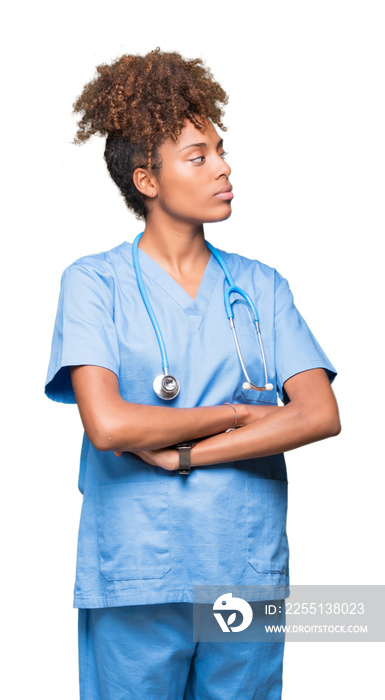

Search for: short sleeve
xmin=45 ymin=262 xmax=120 ymax=404
xmin=274 ymin=271 xmax=337 ymax=403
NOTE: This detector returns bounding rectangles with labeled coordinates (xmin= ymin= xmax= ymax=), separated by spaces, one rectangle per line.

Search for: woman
xmin=45 ymin=49 xmax=340 ymax=700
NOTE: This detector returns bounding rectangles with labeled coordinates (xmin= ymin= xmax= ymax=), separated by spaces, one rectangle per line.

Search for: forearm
xmin=191 ymin=401 xmax=340 ymax=466
xmin=109 ymin=399 xmax=285 ymax=452
xmin=70 ymin=366 xmax=282 ymax=453
xmin=72 ymin=366 xmax=247 ymax=451
xmin=102 ymin=401 xmax=242 ymax=452
xmin=130 ymin=370 xmax=340 ymax=472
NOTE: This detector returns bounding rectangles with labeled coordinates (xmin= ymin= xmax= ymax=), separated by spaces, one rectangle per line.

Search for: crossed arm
xmin=70 ymin=365 xmax=341 ymax=470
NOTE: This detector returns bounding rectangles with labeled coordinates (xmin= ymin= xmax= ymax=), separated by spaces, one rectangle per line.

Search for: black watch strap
xmin=176 ymin=441 xmax=196 ymax=474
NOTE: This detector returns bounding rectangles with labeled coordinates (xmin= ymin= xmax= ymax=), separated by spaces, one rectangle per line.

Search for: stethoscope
xmin=132 ymin=232 xmax=273 ymax=400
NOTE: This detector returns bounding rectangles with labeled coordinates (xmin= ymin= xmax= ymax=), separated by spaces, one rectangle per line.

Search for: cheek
xmin=160 ymin=169 xmax=206 ymax=208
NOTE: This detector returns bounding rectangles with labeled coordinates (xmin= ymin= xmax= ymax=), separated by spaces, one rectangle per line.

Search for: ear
xmin=132 ymin=168 xmax=158 ymax=198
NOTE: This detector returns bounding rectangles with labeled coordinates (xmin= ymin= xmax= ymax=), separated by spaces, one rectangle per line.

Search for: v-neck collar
xmin=124 ymin=241 xmax=223 ymax=329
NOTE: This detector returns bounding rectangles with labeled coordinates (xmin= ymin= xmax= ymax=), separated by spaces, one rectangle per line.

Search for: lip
xmin=214 ymin=184 xmax=234 ymax=200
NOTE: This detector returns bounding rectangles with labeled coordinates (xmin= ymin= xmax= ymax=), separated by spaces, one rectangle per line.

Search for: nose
xmin=216 ymin=153 xmax=231 ymax=178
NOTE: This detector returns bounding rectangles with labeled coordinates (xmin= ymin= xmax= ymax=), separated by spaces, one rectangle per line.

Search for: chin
xmin=207 ymin=204 xmax=233 ymax=224
xmin=215 ymin=207 xmax=233 ymax=223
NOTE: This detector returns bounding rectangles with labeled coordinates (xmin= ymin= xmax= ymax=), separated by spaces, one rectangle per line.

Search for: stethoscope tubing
xmin=132 ymin=233 xmax=170 ymax=374
xmin=132 ymin=232 xmax=272 ymax=396
xmin=205 ymin=242 xmax=260 ymax=323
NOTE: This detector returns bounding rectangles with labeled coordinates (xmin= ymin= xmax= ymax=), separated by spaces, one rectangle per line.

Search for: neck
xmin=138 ymin=214 xmax=209 ymax=276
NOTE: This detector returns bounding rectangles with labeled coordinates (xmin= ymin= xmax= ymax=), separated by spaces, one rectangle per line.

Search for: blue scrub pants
xmin=78 ymin=603 xmax=284 ymax=699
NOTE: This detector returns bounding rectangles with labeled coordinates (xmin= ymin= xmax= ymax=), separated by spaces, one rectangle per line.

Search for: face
xmin=144 ymin=119 xmax=233 ymax=225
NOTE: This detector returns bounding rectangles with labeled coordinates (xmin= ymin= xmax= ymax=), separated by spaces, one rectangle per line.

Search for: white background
xmin=2 ymin=1 xmax=384 ymax=697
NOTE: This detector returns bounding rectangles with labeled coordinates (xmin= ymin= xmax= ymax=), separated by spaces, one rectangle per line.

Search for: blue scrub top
xmin=45 ymin=241 xmax=336 ymax=608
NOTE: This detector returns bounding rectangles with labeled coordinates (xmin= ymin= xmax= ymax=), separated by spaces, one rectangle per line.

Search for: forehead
xmin=161 ymin=119 xmax=221 ymax=155
xmin=178 ymin=119 xmax=220 ymax=146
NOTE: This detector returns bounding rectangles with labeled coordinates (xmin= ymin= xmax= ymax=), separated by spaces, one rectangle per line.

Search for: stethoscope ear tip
xmin=242 ymin=381 xmax=274 ymax=392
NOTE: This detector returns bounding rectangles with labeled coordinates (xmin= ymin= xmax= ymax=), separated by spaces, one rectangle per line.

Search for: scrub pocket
xmin=246 ymin=478 xmax=289 ymax=574
xmin=96 ymin=481 xmax=171 ymax=581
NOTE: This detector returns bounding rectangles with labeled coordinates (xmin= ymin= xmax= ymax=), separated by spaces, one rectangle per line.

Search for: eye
xmin=220 ymin=151 xmax=228 ymax=160
xmin=191 ymin=155 xmax=205 ymax=164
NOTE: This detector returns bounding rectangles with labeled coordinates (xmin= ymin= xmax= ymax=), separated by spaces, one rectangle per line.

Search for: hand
xmin=136 ymin=448 xmax=180 ymax=471
xmin=114 ymin=447 xmax=179 ymax=471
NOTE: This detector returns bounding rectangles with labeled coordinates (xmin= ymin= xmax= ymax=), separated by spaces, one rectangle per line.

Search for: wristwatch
xmin=176 ymin=441 xmax=197 ymax=474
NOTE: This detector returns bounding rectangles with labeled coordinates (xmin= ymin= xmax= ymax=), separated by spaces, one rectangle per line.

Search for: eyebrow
xmin=179 ymin=138 xmax=224 ymax=152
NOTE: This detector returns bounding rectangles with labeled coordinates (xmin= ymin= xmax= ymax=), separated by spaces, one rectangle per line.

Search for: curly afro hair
xmin=72 ymin=48 xmax=228 ymax=219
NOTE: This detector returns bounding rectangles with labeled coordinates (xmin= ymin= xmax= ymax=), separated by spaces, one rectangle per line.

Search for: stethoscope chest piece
xmin=153 ymin=373 xmax=180 ymax=400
